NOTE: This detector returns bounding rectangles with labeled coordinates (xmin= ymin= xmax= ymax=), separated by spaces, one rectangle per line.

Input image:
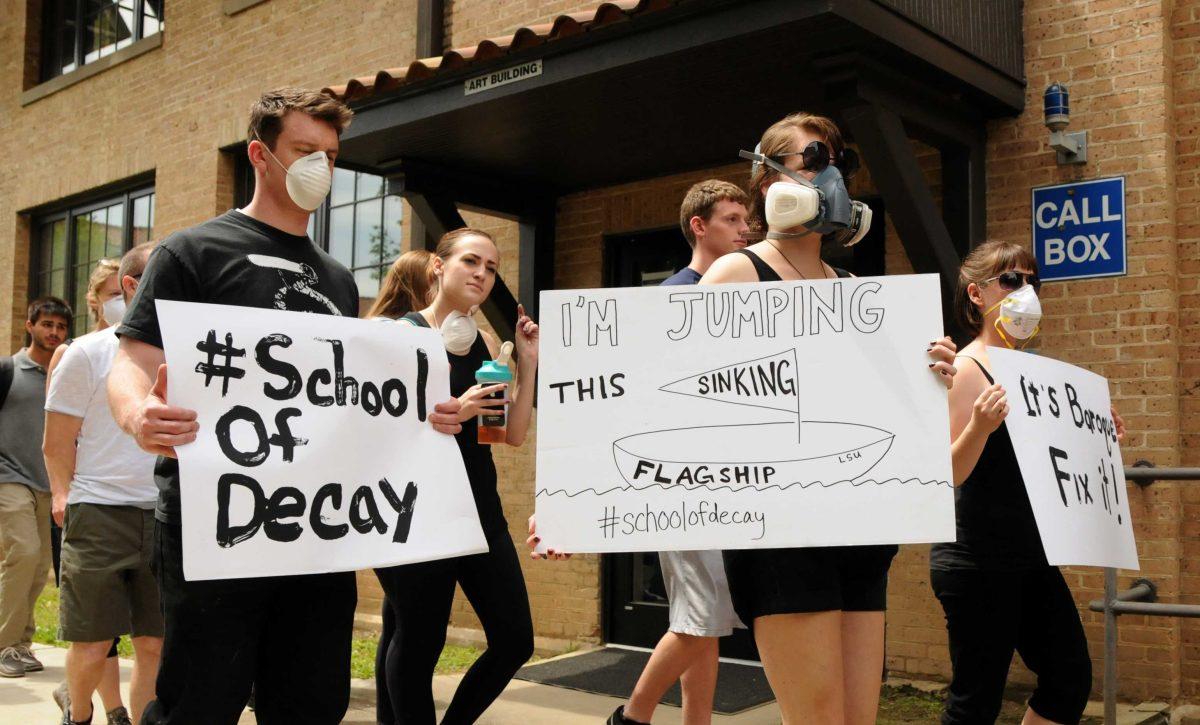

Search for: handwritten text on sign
xmin=535 ymin=275 xmax=956 ymax=553
xmin=988 ymin=347 xmax=1138 ymax=570
xmin=157 ymin=301 xmax=486 ymax=580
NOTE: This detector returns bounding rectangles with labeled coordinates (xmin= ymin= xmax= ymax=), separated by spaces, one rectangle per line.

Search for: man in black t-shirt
xmin=108 ymin=88 xmax=463 ymax=725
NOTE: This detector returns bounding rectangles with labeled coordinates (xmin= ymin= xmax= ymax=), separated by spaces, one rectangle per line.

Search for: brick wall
xmin=1173 ymin=0 xmax=1200 ymax=702
xmin=3 ymin=0 xmax=1199 ymax=707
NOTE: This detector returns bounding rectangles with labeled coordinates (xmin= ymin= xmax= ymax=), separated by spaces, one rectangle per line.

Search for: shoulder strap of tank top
xmin=956 ymin=354 xmax=995 ymax=384
xmin=402 ymin=311 xmax=430 ymax=328
xmin=832 ymin=266 xmax=852 ymax=279
xmin=734 ymin=248 xmax=782 ymax=282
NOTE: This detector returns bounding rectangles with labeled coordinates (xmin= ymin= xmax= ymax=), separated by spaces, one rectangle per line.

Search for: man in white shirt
xmin=44 ymin=243 xmax=160 ymax=725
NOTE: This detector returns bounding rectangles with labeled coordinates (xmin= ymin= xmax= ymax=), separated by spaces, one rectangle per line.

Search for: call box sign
xmin=1031 ymin=177 xmax=1126 ymax=282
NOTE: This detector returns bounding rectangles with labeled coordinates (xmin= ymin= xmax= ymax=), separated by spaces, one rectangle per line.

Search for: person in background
xmin=0 ymin=297 xmax=71 ymax=678
xmin=376 ymin=228 xmax=539 ymax=724
xmin=44 ymin=257 xmax=132 ymax=722
xmin=365 ymin=248 xmax=437 ymax=725
xmin=45 ymin=244 xmax=161 ymax=725
xmin=930 ymin=240 xmax=1115 ymax=725
xmin=607 ymin=180 xmax=751 ymax=725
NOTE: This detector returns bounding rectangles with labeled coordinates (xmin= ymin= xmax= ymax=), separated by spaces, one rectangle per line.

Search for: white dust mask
xmin=441 ymin=309 xmax=479 ymax=355
xmin=258 ymin=136 xmax=332 ymax=212
xmin=987 ymin=284 xmax=1042 ymax=348
xmin=102 ymin=297 xmax=126 ymax=325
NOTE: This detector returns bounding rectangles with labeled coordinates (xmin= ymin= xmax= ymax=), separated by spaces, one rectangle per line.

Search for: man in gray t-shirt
xmin=0 ymin=297 xmax=71 ymax=678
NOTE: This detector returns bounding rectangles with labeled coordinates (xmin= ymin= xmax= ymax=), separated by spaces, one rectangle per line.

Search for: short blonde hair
xmin=679 ymin=180 xmax=750 ymax=247
xmin=85 ymin=258 xmax=120 ymax=330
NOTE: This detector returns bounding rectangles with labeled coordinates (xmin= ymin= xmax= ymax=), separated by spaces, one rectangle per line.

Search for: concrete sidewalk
xmin=1 ymin=643 xmax=1170 ymax=724
xmin=0 ymin=643 xmax=783 ymax=724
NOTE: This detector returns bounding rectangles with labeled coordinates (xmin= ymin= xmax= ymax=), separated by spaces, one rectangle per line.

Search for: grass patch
xmin=350 ymin=632 xmax=481 ymax=679
xmin=38 ymin=582 xmax=480 ymax=677
xmin=877 ymin=684 xmax=1103 ymax=724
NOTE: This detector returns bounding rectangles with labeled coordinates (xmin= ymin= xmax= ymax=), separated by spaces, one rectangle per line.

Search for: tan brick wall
xmin=5 ymin=0 xmax=1200 ymax=708
xmin=1173 ymin=0 xmax=1200 ymax=701
xmin=446 ymin=0 xmax=597 ymax=49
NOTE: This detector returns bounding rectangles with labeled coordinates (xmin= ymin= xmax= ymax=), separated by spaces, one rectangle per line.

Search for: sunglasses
xmin=982 ymin=270 xmax=1041 ymax=293
xmin=770 ymin=141 xmax=861 ymax=180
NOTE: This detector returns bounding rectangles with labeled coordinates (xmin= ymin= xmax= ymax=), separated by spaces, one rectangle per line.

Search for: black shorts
xmin=722 ymin=544 xmax=898 ymax=624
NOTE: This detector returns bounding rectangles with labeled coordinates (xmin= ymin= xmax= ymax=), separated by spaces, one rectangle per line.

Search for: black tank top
xmin=929 ymin=357 xmax=1048 ymax=571
xmin=403 ymin=312 xmax=507 ymax=537
xmin=734 ymin=247 xmax=851 ymax=281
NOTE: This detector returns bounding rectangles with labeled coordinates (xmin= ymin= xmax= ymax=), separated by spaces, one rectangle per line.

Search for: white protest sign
xmin=534 ymin=274 xmax=956 ymax=553
xmin=157 ymin=301 xmax=486 ymax=580
xmin=988 ymin=347 xmax=1139 ymax=570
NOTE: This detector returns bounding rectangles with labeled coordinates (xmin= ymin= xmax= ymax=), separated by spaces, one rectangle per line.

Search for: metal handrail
xmin=1095 ymin=465 xmax=1200 ymax=723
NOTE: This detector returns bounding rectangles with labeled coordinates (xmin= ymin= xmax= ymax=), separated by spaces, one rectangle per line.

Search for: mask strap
xmin=739 ymin=150 xmax=818 ymax=190
xmin=252 ymin=131 xmax=289 ymax=174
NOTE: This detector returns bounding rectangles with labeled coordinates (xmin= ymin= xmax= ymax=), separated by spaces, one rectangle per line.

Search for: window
xmin=33 ymin=186 xmax=155 ymax=337
xmin=233 ymin=154 xmax=402 ymax=299
xmin=326 ymin=168 xmax=403 ymax=298
xmin=41 ymin=1 xmax=165 ymax=81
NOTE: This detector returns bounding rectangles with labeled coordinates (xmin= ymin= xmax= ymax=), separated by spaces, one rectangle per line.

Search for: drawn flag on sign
xmin=658 ymin=349 xmax=800 ymax=415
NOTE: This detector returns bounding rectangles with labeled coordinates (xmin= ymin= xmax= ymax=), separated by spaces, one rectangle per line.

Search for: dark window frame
xmin=40 ymin=0 xmax=165 ymax=83
xmin=30 ymin=182 xmax=156 ymax=336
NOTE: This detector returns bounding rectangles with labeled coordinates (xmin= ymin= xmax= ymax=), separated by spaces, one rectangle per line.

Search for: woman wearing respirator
xmin=700 ymin=113 xmax=958 ymax=725
xmin=375 ymin=228 xmax=539 ymax=724
xmin=930 ymin=241 xmax=1122 ymax=725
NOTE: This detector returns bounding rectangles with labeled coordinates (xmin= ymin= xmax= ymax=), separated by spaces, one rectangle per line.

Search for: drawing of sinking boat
xmin=610 ymin=348 xmax=896 ymax=492
xmin=612 ymin=421 xmax=895 ymax=492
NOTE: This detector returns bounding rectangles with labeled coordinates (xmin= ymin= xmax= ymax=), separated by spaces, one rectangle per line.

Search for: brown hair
xmin=955 ymin=240 xmax=1039 ymax=337
xmin=118 ymin=241 xmax=156 ymax=283
xmin=85 ymin=258 xmax=120 ymax=330
xmin=433 ymin=227 xmax=497 ymax=262
xmin=247 ymin=88 xmax=354 ymax=150
xmin=679 ymin=180 xmax=750 ymax=247
xmin=27 ymin=296 xmax=72 ymax=326
xmin=747 ymin=113 xmax=845 ymax=233
xmin=367 ymin=250 xmax=437 ymax=320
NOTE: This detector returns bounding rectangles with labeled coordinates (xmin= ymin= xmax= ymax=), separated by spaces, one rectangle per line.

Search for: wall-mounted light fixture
xmin=1045 ymin=83 xmax=1087 ymax=165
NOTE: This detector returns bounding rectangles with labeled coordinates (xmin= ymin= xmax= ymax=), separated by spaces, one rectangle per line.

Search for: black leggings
xmin=931 ymin=566 xmax=1092 ymax=725
xmin=375 ymin=529 xmax=534 ymax=725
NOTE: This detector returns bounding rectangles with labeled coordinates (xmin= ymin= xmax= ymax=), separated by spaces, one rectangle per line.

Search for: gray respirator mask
xmin=740 ymin=141 xmax=871 ymax=247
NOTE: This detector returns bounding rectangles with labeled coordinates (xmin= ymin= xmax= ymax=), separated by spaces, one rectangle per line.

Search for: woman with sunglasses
xmin=931 ymin=241 xmax=1112 ymax=725
xmin=701 ymin=112 xmax=957 ymax=725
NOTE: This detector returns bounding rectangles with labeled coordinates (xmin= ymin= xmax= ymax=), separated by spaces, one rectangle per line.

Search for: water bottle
xmin=476 ymin=341 xmax=513 ymax=445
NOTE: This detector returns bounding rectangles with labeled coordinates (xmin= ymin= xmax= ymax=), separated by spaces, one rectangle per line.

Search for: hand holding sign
xmin=969 ymin=383 xmax=1009 ymax=435
xmin=131 ymin=363 xmax=199 ymax=459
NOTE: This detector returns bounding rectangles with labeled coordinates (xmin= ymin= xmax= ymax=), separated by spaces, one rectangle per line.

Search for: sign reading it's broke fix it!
xmin=1031 ymin=176 xmax=1126 ymax=282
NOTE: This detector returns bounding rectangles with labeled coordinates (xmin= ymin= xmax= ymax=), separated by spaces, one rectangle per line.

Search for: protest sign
xmin=534 ymin=274 xmax=956 ymax=553
xmin=988 ymin=347 xmax=1139 ymax=570
xmin=157 ymin=301 xmax=486 ymax=580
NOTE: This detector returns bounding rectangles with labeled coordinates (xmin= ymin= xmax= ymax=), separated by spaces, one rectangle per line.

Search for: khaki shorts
xmin=59 ymin=503 xmax=163 ymax=642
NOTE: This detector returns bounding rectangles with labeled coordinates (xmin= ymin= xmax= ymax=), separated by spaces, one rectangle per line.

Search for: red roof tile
xmin=322 ymin=0 xmax=681 ymax=103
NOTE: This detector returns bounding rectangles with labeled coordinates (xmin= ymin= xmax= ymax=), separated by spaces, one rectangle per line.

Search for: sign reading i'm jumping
xmin=1031 ymin=177 xmax=1126 ymax=282
xmin=534 ymin=275 xmax=956 ymax=554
